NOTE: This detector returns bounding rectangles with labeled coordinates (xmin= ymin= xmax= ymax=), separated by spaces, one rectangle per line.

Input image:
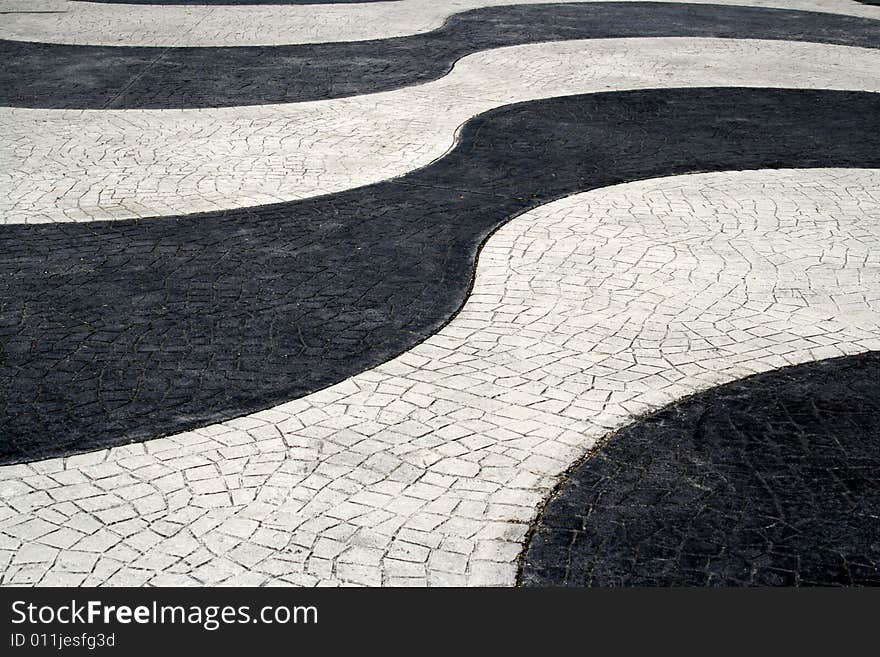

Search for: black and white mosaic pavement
xmin=1 ymin=0 xmax=879 ymax=586
xmin=4 ymin=3 xmax=880 ymax=108
xmin=4 ymin=88 xmax=880 ymax=464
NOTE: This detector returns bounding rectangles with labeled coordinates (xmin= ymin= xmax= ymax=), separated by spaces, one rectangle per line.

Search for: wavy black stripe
xmin=2 ymin=88 xmax=880 ymax=463
xmin=3 ymin=3 xmax=880 ymax=109
xmin=519 ymin=352 xmax=880 ymax=587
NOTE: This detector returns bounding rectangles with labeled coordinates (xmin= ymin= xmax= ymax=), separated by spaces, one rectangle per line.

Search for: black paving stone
xmin=519 ymin=353 xmax=880 ymax=587
xmin=3 ymin=2 xmax=880 ymax=109
xmin=2 ymin=88 xmax=880 ymax=463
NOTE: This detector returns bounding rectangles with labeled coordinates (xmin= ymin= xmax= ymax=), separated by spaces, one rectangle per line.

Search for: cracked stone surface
xmin=3 ymin=0 xmax=880 ymax=591
xmin=520 ymin=352 xmax=880 ymax=586
xmin=3 ymin=88 xmax=880 ymax=462
xmin=4 ymin=38 xmax=880 ymax=224
xmin=75 ymin=1 xmax=397 ymax=4
xmin=1 ymin=0 xmax=877 ymax=47
xmin=2 ymin=169 xmax=879 ymax=586
xmin=4 ymin=3 xmax=880 ymax=110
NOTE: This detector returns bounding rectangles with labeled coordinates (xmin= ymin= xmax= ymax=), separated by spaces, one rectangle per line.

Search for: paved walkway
xmin=4 ymin=0 xmax=878 ymax=46
xmin=1 ymin=0 xmax=879 ymax=586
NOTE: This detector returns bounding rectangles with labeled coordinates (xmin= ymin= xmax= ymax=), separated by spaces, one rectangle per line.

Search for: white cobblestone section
xmin=1 ymin=168 xmax=879 ymax=586
xmin=0 ymin=0 xmax=877 ymax=47
xmin=3 ymin=38 xmax=880 ymax=224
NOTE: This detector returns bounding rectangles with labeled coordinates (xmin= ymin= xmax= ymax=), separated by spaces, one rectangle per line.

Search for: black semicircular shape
xmin=519 ymin=352 xmax=880 ymax=587
xmin=2 ymin=87 xmax=880 ymax=464
xmin=2 ymin=2 xmax=880 ymax=109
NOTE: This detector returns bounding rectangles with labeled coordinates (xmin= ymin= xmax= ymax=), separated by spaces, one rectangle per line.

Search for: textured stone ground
xmin=2 ymin=0 xmax=878 ymax=46
xmin=3 ymin=169 xmax=880 ymax=585
xmin=1 ymin=1 xmax=879 ymax=587
xmin=6 ymin=4 xmax=880 ymax=109
xmin=520 ymin=353 xmax=880 ymax=586
xmin=5 ymin=39 xmax=880 ymax=224
xmin=4 ymin=88 xmax=880 ymax=463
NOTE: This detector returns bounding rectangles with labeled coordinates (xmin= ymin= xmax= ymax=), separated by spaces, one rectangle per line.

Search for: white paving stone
xmin=3 ymin=38 xmax=880 ymax=224
xmin=2 ymin=168 xmax=879 ymax=586
xmin=0 ymin=0 xmax=876 ymax=47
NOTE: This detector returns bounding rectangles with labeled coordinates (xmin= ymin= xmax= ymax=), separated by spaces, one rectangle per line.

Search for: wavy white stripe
xmin=1 ymin=0 xmax=877 ymax=47
xmin=3 ymin=37 xmax=880 ymax=224
xmin=1 ymin=168 xmax=879 ymax=586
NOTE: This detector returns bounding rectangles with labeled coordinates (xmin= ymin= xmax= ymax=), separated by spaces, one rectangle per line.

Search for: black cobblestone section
xmin=2 ymin=88 xmax=880 ymax=463
xmin=519 ymin=353 xmax=880 ymax=587
xmin=3 ymin=3 xmax=880 ymax=109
